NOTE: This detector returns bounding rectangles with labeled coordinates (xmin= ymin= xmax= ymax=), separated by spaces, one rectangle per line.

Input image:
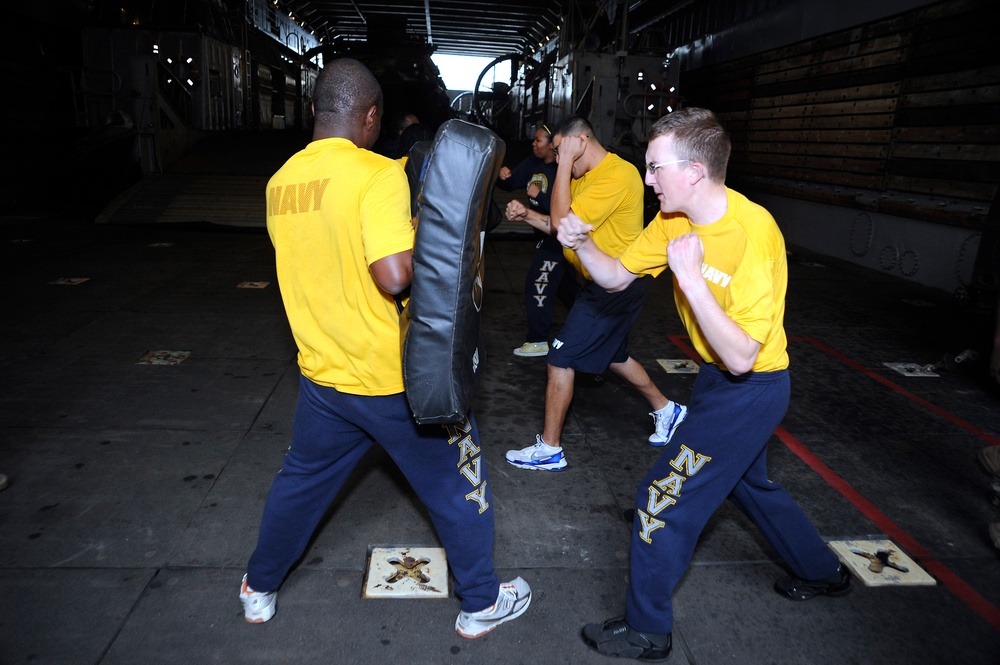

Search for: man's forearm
xmin=575 ymin=241 xmax=634 ymax=291
xmin=549 ymin=165 xmax=574 ymax=232
xmin=522 ymin=209 xmax=552 ymax=234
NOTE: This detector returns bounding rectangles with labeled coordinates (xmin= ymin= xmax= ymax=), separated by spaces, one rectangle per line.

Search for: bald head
xmin=314 ymin=58 xmax=382 ymax=117
xmin=312 ymin=58 xmax=383 ymax=146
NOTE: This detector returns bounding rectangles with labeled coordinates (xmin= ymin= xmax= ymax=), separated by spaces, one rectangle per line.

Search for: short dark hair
xmin=553 ymin=115 xmax=598 ymax=143
xmin=313 ymin=58 xmax=383 ymax=119
xmin=649 ymin=108 xmax=730 ymax=183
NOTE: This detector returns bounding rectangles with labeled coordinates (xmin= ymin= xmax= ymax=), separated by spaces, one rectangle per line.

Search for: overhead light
xmin=647 ymin=104 xmax=655 ymax=111
xmin=649 ymin=83 xmax=657 ymax=91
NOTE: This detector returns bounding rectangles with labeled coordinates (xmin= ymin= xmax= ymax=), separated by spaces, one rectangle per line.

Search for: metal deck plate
xmin=362 ymin=546 xmax=449 ymax=599
xmin=135 ymin=350 xmax=192 ymax=365
xmin=883 ymin=362 xmax=939 ymax=377
xmin=829 ymin=539 xmax=936 ymax=587
xmin=657 ymin=359 xmax=700 ymax=374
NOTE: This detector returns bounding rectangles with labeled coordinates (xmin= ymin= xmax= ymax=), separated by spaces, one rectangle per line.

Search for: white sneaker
xmin=505 ymin=435 xmax=567 ymax=471
xmin=648 ymin=403 xmax=687 ymax=447
xmin=240 ymin=574 xmax=276 ymax=623
xmin=455 ymin=577 xmax=531 ymax=639
xmin=513 ymin=341 xmax=549 ymax=357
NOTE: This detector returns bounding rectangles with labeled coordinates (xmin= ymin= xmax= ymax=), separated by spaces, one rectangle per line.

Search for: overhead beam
xmin=424 ymin=0 xmax=433 ymax=44
xmin=278 ymin=0 xmax=566 ymax=57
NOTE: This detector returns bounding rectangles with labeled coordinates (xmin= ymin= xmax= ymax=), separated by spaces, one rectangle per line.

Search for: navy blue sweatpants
xmin=247 ymin=374 xmax=501 ymax=612
xmin=523 ymin=235 xmax=580 ymax=343
xmin=624 ymin=364 xmax=841 ymax=633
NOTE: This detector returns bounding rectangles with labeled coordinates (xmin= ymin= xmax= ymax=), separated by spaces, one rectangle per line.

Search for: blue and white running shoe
xmin=648 ymin=403 xmax=688 ymax=447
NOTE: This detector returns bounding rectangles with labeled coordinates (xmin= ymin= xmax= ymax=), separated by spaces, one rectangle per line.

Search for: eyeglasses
xmin=646 ymin=159 xmax=691 ymax=173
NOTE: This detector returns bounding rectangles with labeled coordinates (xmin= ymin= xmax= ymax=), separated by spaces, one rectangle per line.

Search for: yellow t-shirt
xmin=619 ymin=188 xmax=789 ymax=372
xmin=266 ymin=137 xmax=414 ymax=395
xmin=564 ymin=153 xmax=644 ymax=280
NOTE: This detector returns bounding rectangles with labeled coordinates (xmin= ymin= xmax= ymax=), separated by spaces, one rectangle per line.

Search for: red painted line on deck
xmin=664 ymin=333 xmax=1000 ymax=632
xmin=775 ymin=427 xmax=1000 ymax=633
xmin=793 ymin=336 xmax=1000 ymax=447
xmin=667 ymin=334 xmax=700 ymax=363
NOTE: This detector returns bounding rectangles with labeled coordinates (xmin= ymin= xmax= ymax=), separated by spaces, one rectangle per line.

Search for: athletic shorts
xmin=547 ymin=277 xmax=648 ymax=374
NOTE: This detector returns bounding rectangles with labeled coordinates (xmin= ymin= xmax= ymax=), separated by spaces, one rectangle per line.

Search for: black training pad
xmin=405 ymin=139 xmax=504 ymax=232
xmin=401 ymin=119 xmax=506 ymax=424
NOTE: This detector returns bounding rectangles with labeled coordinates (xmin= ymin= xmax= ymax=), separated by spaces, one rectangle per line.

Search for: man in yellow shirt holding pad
xmin=240 ymin=57 xmax=530 ymax=641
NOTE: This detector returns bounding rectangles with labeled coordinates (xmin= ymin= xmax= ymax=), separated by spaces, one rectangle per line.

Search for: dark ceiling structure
xmin=274 ymin=0 xmax=705 ymax=58
xmin=278 ymin=0 xmax=564 ymax=57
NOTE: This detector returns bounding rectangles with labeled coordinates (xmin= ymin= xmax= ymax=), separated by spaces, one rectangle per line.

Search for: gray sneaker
xmin=455 ymin=577 xmax=531 ymax=638
xmin=240 ymin=574 xmax=276 ymax=623
xmin=513 ymin=341 xmax=549 ymax=357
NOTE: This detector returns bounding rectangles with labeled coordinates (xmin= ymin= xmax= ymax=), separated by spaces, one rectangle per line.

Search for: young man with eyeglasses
xmin=559 ymin=107 xmax=851 ymax=661
xmin=505 ymin=115 xmax=687 ymax=472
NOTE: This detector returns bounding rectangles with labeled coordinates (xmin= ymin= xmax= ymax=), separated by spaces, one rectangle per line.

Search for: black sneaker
xmin=581 ymin=616 xmax=672 ymax=662
xmin=774 ymin=563 xmax=854 ymax=600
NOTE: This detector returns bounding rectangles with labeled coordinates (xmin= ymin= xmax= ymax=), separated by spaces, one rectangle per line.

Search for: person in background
xmin=505 ymin=116 xmax=686 ymax=473
xmin=499 ymin=123 xmax=581 ymax=358
xmin=395 ymin=121 xmax=434 ymax=170
xmin=395 ymin=122 xmax=435 ymax=226
xmin=380 ymin=112 xmax=421 ymax=158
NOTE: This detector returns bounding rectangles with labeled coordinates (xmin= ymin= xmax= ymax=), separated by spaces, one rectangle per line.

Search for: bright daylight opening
xmin=431 ymin=53 xmax=512 ymax=91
